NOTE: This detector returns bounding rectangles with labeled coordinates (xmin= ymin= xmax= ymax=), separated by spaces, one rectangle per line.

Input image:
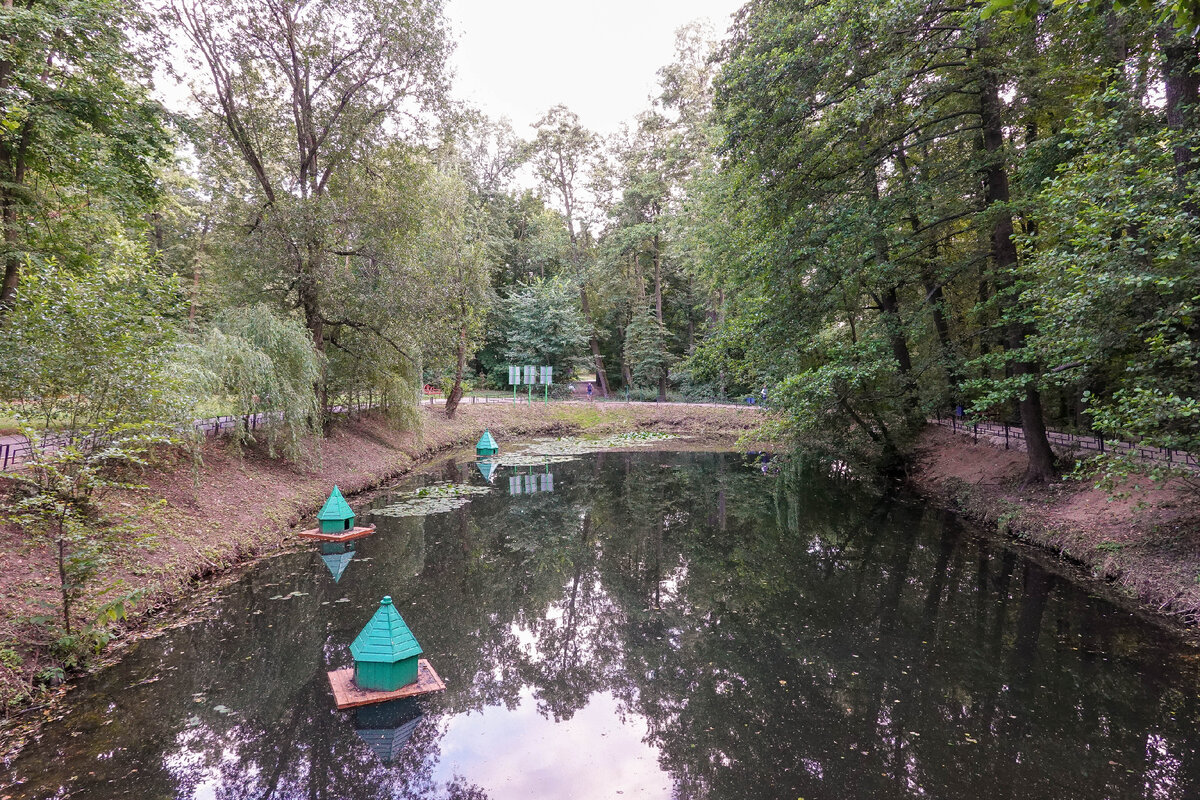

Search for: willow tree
xmin=168 ymin=0 xmax=451 ymax=412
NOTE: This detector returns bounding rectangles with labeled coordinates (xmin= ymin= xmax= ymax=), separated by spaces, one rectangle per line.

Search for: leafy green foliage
xmin=624 ymin=308 xmax=675 ymax=390
xmin=0 ymin=253 xmax=186 ymax=636
xmin=497 ymin=278 xmax=591 ymax=381
xmin=184 ymin=304 xmax=323 ymax=460
xmin=0 ymin=0 xmax=171 ymax=307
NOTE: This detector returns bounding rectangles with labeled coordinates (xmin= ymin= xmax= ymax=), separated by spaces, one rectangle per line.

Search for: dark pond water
xmin=6 ymin=450 xmax=1200 ymax=799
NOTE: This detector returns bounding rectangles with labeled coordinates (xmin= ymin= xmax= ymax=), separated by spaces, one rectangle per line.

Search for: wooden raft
xmin=328 ymin=658 xmax=446 ymax=710
xmin=297 ymin=523 xmax=376 ymax=543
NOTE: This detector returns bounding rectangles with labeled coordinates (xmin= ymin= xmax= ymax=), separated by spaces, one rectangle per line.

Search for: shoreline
xmin=0 ymin=402 xmax=769 ymax=762
xmin=908 ymin=425 xmax=1200 ymax=641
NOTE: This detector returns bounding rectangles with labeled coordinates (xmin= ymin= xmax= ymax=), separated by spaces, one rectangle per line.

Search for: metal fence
xmin=932 ymin=415 xmax=1200 ymax=471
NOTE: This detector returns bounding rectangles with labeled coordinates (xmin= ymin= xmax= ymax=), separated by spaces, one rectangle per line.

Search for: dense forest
xmin=2 ymin=0 xmax=1199 ymax=502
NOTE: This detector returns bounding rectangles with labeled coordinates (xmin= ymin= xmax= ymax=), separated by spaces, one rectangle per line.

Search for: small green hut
xmin=351 ymin=597 xmax=423 ymax=691
xmin=317 ymin=486 xmax=355 ymax=534
xmin=475 ymin=430 xmax=499 ymax=458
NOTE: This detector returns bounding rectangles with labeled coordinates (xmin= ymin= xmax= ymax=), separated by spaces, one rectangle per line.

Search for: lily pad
xmin=515 ymin=432 xmax=680 ymax=457
xmin=371 ymin=482 xmax=493 ymax=518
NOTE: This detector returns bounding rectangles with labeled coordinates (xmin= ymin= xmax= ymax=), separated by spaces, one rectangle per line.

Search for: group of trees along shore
xmin=2 ymin=0 xmax=1199 ymax=483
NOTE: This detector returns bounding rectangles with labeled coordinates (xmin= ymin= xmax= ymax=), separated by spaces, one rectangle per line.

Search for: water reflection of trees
xmin=11 ymin=452 xmax=1200 ymax=799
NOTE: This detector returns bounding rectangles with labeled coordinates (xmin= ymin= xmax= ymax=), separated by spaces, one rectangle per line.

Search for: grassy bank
xmin=0 ymin=402 xmax=768 ymax=731
xmin=909 ymin=425 xmax=1200 ymax=631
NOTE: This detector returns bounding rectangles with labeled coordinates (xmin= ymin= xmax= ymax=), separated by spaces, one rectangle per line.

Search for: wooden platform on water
xmin=297 ymin=523 xmax=376 ymax=543
xmin=328 ymin=659 xmax=446 ymax=709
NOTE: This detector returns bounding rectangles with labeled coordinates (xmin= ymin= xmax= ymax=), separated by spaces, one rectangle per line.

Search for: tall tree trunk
xmin=868 ymin=170 xmax=919 ymax=421
xmin=0 ymin=119 xmax=30 ymax=313
xmin=188 ymin=216 xmax=212 ymax=328
xmin=653 ymin=233 xmax=667 ymax=401
xmin=444 ymin=321 xmax=467 ymax=419
xmin=1159 ymin=26 xmax=1200 ymax=184
xmin=299 ymin=248 xmax=327 ymax=417
xmin=979 ymin=41 xmax=1056 ymax=484
xmin=57 ymin=523 xmax=71 ymax=635
xmin=579 ymin=285 xmax=610 ymax=396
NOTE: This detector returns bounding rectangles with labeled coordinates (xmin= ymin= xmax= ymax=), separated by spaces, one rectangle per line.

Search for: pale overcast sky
xmin=445 ymin=0 xmax=744 ymax=137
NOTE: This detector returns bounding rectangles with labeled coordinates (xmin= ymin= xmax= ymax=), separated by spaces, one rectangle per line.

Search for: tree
xmin=0 ymin=0 xmax=170 ymax=311
xmin=168 ymin=0 xmax=451 ymax=412
xmin=0 ymin=249 xmax=188 ymax=638
xmin=623 ymin=308 xmax=674 ymax=393
xmin=421 ymin=148 xmax=495 ymax=420
xmin=499 ymin=278 xmax=590 ymax=381
xmin=705 ymin=0 xmax=1118 ymax=478
xmin=185 ymin=304 xmax=324 ymax=459
xmin=528 ymin=105 xmax=611 ymax=395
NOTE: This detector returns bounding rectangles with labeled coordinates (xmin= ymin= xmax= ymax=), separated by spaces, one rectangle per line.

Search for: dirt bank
xmin=0 ymin=401 xmax=767 ymax=727
xmin=910 ymin=425 xmax=1200 ymax=629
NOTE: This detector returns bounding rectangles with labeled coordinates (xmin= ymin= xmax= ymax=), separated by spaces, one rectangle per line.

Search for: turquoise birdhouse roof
xmin=351 ymin=597 xmax=423 ymax=664
xmin=317 ymin=486 xmax=354 ymax=521
xmin=476 ymin=430 xmax=498 ymax=451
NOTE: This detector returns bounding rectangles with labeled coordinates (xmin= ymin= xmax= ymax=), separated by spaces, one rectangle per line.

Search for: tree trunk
xmin=0 ymin=194 xmax=19 ymax=310
xmin=868 ymin=168 xmax=919 ymax=420
xmin=979 ymin=42 xmax=1056 ymax=483
xmin=579 ymin=285 xmax=609 ymax=396
xmin=0 ymin=120 xmax=30 ymax=313
xmin=444 ymin=321 xmax=467 ymax=419
xmin=57 ymin=531 xmax=71 ymax=635
xmin=653 ymin=233 xmax=667 ymax=401
xmin=299 ymin=249 xmax=327 ymax=418
xmin=1159 ymin=26 xmax=1200 ymax=184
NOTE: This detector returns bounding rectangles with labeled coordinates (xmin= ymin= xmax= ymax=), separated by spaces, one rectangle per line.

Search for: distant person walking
xmin=586 ymin=382 xmax=594 ymax=401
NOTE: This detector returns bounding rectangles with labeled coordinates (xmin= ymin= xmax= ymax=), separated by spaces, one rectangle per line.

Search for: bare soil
xmin=0 ymin=401 xmax=770 ymax=726
xmin=910 ymin=425 xmax=1200 ymax=627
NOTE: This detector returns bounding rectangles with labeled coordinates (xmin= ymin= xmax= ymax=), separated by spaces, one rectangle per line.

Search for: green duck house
xmin=352 ymin=596 xmax=422 ymax=690
xmin=327 ymin=596 xmax=446 ymax=709
xmin=476 ymin=429 xmax=499 ymax=458
xmin=298 ymin=486 xmax=376 ymax=542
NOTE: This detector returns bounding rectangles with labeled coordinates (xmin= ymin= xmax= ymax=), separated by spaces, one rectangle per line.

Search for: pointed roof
xmin=317 ymin=486 xmax=354 ymax=521
xmin=321 ymin=550 xmax=355 ymax=582
xmin=476 ymin=430 xmax=498 ymax=450
xmin=476 ymin=459 xmax=499 ymax=483
xmin=351 ymin=597 xmax=423 ymax=664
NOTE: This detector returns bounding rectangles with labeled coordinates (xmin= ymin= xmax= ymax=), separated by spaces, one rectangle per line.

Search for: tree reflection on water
xmin=8 ymin=451 xmax=1200 ymax=799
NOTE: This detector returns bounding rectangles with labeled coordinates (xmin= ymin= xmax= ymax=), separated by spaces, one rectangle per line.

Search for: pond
xmin=5 ymin=449 xmax=1200 ymax=799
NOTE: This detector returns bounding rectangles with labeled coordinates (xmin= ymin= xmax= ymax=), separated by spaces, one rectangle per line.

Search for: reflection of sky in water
xmin=436 ymin=688 xmax=671 ymax=800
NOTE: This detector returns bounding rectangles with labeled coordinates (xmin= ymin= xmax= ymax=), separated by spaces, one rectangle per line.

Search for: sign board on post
xmin=540 ymin=366 xmax=553 ymax=385
xmin=508 ymin=366 xmax=521 ymax=385
xmin=524 ymin=366 xmax=535 ymax=385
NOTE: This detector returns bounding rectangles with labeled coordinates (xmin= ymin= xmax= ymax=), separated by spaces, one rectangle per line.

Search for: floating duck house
xmin=351 ymin=596 xmax=423 ymax=691
xmin=319 ymin=486 xmax=355 ymax=533
xmin=476 ymin=430 xmax=499 ymax=457
xmin=327 ymin=596 xmax=447 ymax=709
xmin=297 ymin=486 xmax=376 ymax=543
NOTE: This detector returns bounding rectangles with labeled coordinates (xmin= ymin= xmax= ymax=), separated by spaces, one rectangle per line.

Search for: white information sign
xmin=508 ymin=365 xmax=520 ymax=385
xmin=540 ymin=366 xmax=553 ymax=385
xmin=524 ymin=365 xmax=535 ymax=384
